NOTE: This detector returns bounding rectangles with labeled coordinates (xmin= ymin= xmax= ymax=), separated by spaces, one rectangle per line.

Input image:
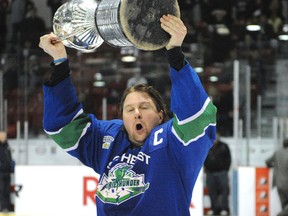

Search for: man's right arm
xmin=39 ymin=33 xmax=81 ymax=133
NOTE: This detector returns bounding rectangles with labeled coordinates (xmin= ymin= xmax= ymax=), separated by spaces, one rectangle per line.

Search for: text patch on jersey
xmin=102 ymin=135 xmax=114 ymax=149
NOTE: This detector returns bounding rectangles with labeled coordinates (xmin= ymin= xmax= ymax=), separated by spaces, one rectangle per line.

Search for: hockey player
xmin=39 ymin=14 xmax=217 ymax=216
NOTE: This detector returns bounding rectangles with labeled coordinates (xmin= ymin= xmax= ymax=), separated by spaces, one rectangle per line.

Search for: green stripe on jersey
xmin=49 ymin=113 xmax=91 ymax=150
xmin=172 ymin=100 xmax=216 ymax=143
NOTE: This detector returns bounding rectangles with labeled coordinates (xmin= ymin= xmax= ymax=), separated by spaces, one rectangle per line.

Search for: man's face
xmin=122 ymin=92 xmax=163 ymax=147
xmin=0 ymin=131 xmax=7 ymax=143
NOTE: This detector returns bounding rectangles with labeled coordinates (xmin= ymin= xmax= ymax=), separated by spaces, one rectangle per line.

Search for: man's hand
xmin=160 ymin=14 xmax=187 ymax=50
xmin=39 ymin=33 xmax=67 ymax=61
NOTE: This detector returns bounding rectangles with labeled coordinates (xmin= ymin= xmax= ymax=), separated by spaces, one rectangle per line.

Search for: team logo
xmin=96 ymin=163 xmax=149 ymax=205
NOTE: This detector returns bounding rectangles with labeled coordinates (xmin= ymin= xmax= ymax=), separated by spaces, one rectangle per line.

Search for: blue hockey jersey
xmin=43 ymin=62 xmax=217 ymax=216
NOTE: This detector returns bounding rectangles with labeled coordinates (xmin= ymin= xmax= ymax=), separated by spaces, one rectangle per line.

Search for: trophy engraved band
xmin=96 ymin=0 xmax=134 ymax=48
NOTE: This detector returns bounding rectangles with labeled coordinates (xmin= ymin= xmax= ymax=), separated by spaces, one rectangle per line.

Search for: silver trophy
xmin=53 ymin=0 xmax=180 ymax=51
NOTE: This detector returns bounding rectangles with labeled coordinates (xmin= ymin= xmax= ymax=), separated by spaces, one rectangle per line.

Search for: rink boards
xmin=14 ymin=166 xmax=203 ymax=216
xmin=10 ymin=166 xmax=282 ymax=216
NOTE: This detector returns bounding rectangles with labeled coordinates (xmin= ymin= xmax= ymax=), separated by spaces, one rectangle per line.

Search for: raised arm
xmin=161 ymin=15 xmax=217 ymax=145
xmin=39 ymin=33 xmax=84 ymax=135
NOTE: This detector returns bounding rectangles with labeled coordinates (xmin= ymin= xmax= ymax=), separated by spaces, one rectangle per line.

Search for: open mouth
xmin=136 ymin=123 xmax=143 ymax=131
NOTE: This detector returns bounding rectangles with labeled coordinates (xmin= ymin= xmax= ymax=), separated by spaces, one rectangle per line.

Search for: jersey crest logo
xmin=96 ymin=163 xmax=150 ymax=205
xmin=102 ymin=135 xmax=114 ymax=149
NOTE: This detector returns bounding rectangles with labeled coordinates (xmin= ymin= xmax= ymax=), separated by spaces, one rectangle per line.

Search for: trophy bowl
xmin=53 ymin=0 xmax=104 ymax=51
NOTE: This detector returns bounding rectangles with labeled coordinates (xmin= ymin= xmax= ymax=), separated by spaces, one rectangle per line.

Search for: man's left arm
xmin=169 ymin=60 xmax=217 ymax=146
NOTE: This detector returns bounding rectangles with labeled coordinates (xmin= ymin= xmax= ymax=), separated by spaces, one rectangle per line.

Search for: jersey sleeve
xmin=42 ymin=76 xmax=106 ymax=172
xmin=170 ymin=62 xmax=217 ymax=146
xmin=168 ymin=62 xmax=217 ymax=197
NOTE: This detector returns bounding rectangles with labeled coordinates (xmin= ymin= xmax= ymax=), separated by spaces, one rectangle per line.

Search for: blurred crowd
xmin=1 ymin=0 xmax=287 ymax=138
